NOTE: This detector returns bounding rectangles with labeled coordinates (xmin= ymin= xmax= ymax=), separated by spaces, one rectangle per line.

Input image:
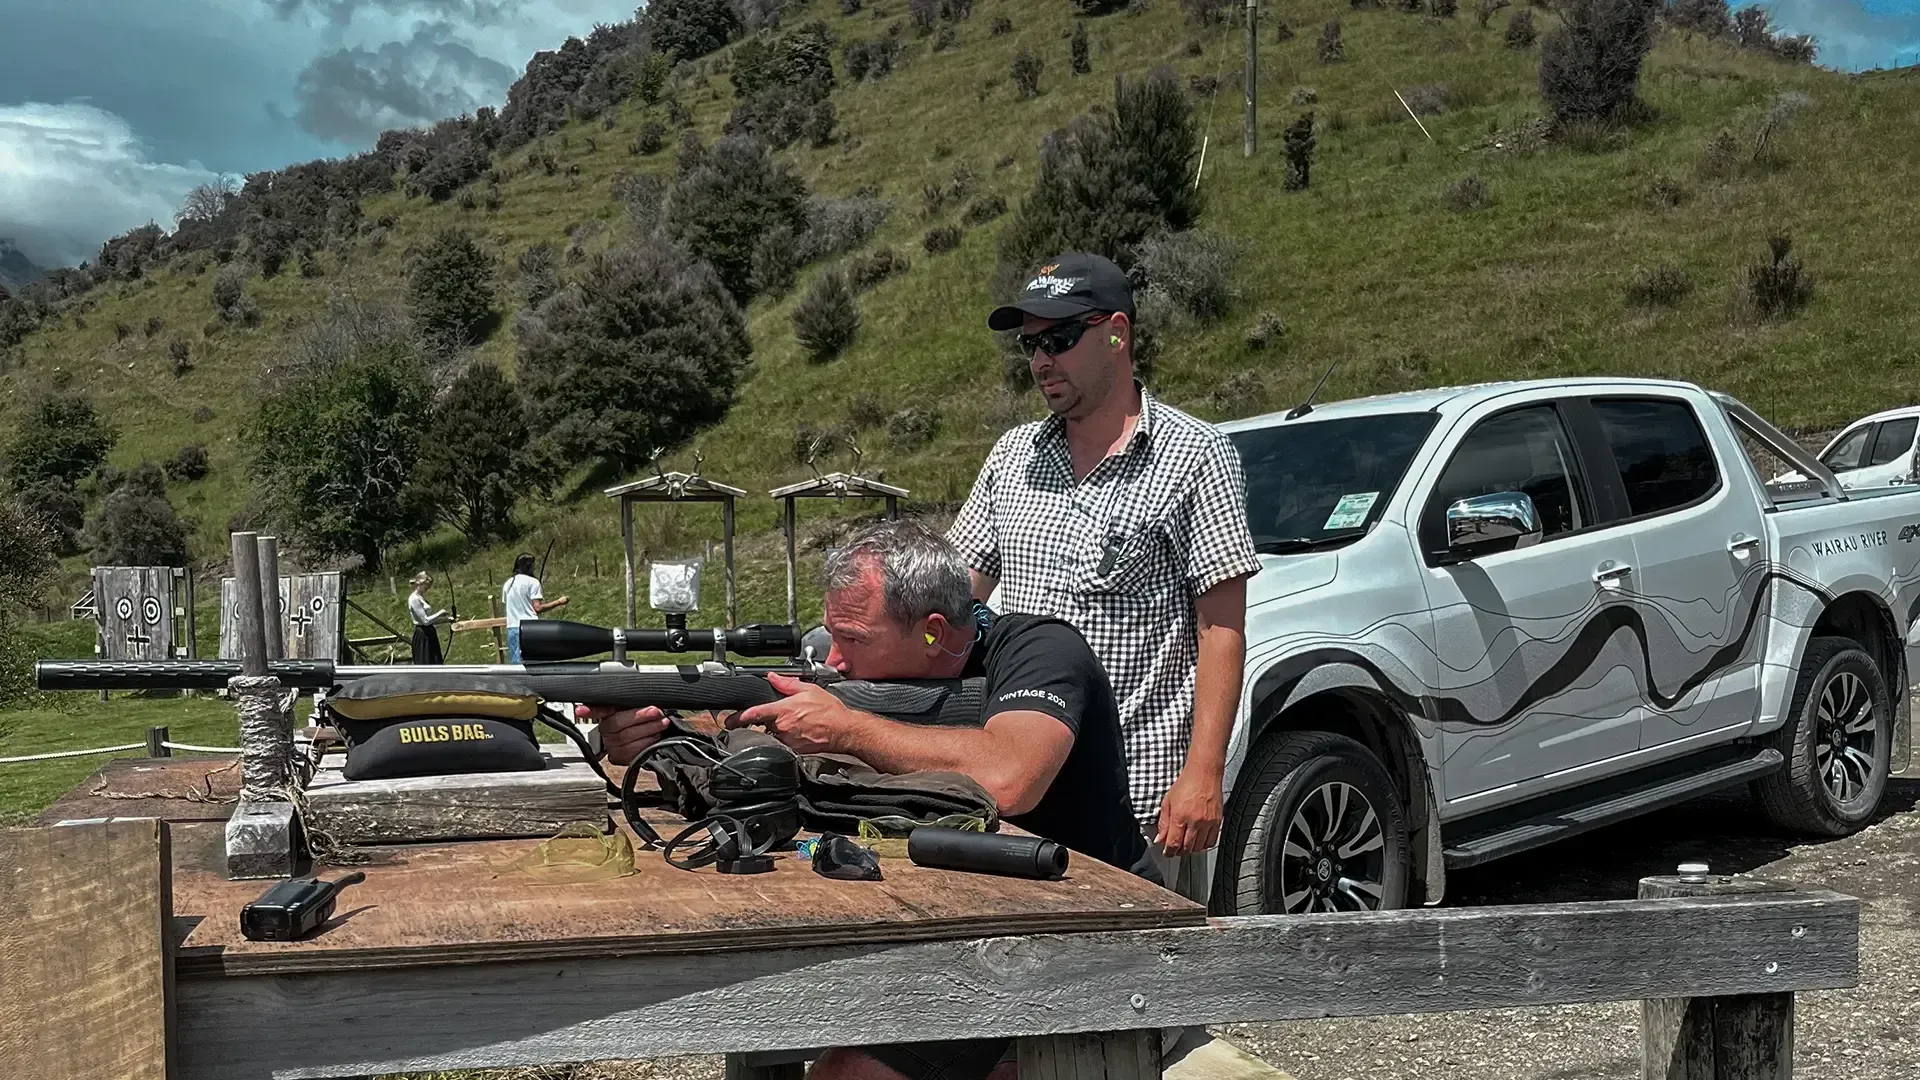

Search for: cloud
xmin=292 ymin=22 xmax=516 ymax=142
xmin=0 ymin=102 xmax=215 ymax=268
xmin=265 ymin=0 xmax=512 ymax=29
xmin=1747 ymin=0 xmax=1920 ymax=70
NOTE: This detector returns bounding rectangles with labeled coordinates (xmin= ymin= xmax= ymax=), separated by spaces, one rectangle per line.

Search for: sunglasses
xmin=1015 ymin=313 xmax=1111 ymax=358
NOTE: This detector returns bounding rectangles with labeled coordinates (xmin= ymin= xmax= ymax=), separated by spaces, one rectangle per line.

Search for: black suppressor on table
xmin=906 ymin=826 xmax=1069 ymax=880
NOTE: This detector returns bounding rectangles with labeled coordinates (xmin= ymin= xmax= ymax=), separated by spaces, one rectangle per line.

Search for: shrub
xmin=4 ymin=391 xmax=116 ymax=491
xmin=1429 ymin=0 xmax=1458 ymax=15
xmin=211 ymin=263 xmax=255 ymax=323
xmin=408 ymin=228 xmax=496 ymax=348
xmin=848 ymin=246 xmax=910 ymax=291
xmin=0 ymin=498 xmax=57 ymax=702
xmin=638 ymin=51 xmax=672 ymax=104
xmin=1071 ymin=23 xmax=1091 ymax=74
xmin=1189 ymin=74 xmax=1221 ymax=98
xmin=1292 ymin=86 xmax=1318 ymax=106
xmin=1012 ymin=49 xmax=1043 ymax=99
xmin=923 ymin=225 xmax=964 ymax=254
xmin=1623 ymin=263 xmax=1693 ymax=307
xmin=1134 ymin=229 xmax=1239 ymax=321
xmin=750 ymin=224 xmax=802 ymax=298
xmin=168 ymin=338 xmax=194 ymax=376
xmin=87 ymin=470 xmax=191 ymax=568
xmin=1244 ymin=311 xmax=1287 ymax=350
xmin=798 ymin=195 xmax=893 ymax=262
xmin=1506 ymin=9 xmax=1537 ymax=46
xmin=1275 ymin=19 xmax=1294 ymax=41
xmin=165 ymin=444 xmax=210 ymax=483
xmin=991 ymin=15 xmax=1013 ymax=35
xmin=411 ymin=360 xmax=549 ymax=544
xmin=643 ymin=0 xmax=742 ymax=62
xmin=1442 ymin=173 xmax=1492 ymax=211
xmin=964 ymin=194 xmax=1008 ymax=226
xmin=668 ymin=133 xmax=811 ymax=303
xmin=14 ymin=480 xmax=83 ymax=556
xmin=517 ymin=244 xmax=559 ymax=308
xmin=1666 ymin=0 xmax=1729 ymax=36
xmin=1284 ymin=112 xmax=1316 ymax=190
xmin=1744 ymin=233 xmax=1814 ymax=320
xmin=1751 ymin=91 xmax=1811 ymax=169
xmin=1699 ymin=128 xmax=1740 ymax=177
xmin=516 ymin=236 xmax=751 ymax=473
xmin=1318 ymin=20 xmax=1345 ymax=63
xmin=806 ymin=98 xmax=838 ymax=147
xmin=193 ymin=405 xmax=215 ymax=423
xmin=792 ymin=264 xmax=861 ymax=362
xmin=1538 ymin=0 xmax=1655 ymax=128
xmin=635 ymin=121 xmax=667 ymax=155
xmin=844 ymin=38 xmax=903 ymax=81
xmin=847 ymin=392 xmax=888 ymax=430
xmin=888 ymin=406 xmax=939 ymax=449
xmin=997 ymin=66 xmax=1203 ymax=277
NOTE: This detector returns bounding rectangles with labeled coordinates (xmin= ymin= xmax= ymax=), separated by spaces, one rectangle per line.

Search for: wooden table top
xmin=100 ymin=759 xmax=1206 ymax=979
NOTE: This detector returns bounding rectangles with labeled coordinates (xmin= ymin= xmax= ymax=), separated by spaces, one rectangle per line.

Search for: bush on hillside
xmin=792 ymin=265 xmax=861 ymax=362
xmin=14 ymin=480 xmax=84 ymax=555
xmin=4 ymin=391 xmax=117 ymax=492
xmin=165 ymin=444 xmax=210 ymax=483
xmin=1506 ymin=9 xmax=1537 ymax=47
xmin=1624 ymin=263 xmax=1693 ymax=307
xmin=923 ymin=225 xmax=964 ymax=254
xmin=847 ymin=392 xmax=888 ymax=430
xmin=517 ymin=235 xmax=751 ymax=472
xmin=667 ymin=133 xmax=811 ymax=302
xmin=798 ymin=195 xmax=893 ymax=262
xmin=887 ymin=406 xmax=939 ymax=450
xmin=0 ymin=499 xmax=56 ymax=705
xmin=638 ymin=51 xmax=672 ymax=103
xmin=1070 ymin=24 xmax=1092 ymax=74
xmin=1012 ymin=50 xmax=1044 ymax=99
xmin=1744 ymin=233 xmax=1814 ymax=320
xmin=997 ymin=66 xmax=1203 ymax=279
xmin=1666 ymin=0 xmax=1729 ymax=36
xmin=1275 ymin=19 xmax=1294 ymax=40
xmin=750 ymin=224 xmax=802 ymax=298
xmin=1538 ymin=0 xmax=1656 ymax=129
xmin=643 ymin=0 xmax=742 ymax=62
xmin=1134 ymin=229 xmax=1239 ymax=321
xmin=408 ymin=228 xmax=497 ymax=349
xmin=844 ymin=38 xmax=903 ymax=81
xmin=246 ymin=331 xmax=436 ymax=571
xmin=1244 ymin=311 xmax=1287 ymax=350
xmin=848 ymin=246 xmax=910 ymax=292
xmin=86 ymin=472 xmax=191 ymax=568
xmin=411 ymin=360 xmax=550 ymax=545
xmin=964 ymin=194 xmax=1008 ymax=226
xmin=634 ymin=121 xmax=667 ymax=155
xmin=407 ymin=138 xmax=492 ymax=202
xmin=518 ymin=244 xmax=560 ymax=308
xmin=1284 ymin=112 xmax=1316 ymax=190
xmin=1429 ymin=0 xmax=1458 ymax=16
xmin=212 ymin=263 xmax=260 ymax=326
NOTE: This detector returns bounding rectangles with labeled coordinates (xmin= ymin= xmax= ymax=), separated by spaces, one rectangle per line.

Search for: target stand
xmin=90 ymin=566 xmax=196 ymax=699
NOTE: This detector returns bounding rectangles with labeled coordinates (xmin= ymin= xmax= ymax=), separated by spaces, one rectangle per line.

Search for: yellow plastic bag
xmin=855 ymin=815 xmax=987 ymax=859
xmin=493 ymin=821 xmax=636 ymax=884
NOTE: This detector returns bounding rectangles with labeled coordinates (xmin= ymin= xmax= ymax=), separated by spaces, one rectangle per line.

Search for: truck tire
xmin=1755 ymin=635 xmax=1893 ymax=836
xmin=1215 ymin=729 xmax=1410 ymax=916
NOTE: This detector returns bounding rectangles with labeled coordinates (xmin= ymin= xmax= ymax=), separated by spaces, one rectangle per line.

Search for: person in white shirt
xmin=407 ymin=571 xmax=453 ymax=665
xmin=501 ymin=553 xmax=566 ymax=662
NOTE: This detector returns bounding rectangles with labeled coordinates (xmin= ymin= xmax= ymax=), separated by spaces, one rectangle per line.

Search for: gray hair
xmin=824 ymin=519 xmax=974 ymax=629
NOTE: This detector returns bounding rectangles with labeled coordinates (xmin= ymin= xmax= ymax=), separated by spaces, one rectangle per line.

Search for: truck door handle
xmin=1728 ymin=534 xmax=1762 ymax=554
xmin=1594 ymin=562 xmax=1634 ymax=585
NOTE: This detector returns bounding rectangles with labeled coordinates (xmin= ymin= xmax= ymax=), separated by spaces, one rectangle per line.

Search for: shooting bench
xmin=1 ymin=757 xmax=1864 ymax=1080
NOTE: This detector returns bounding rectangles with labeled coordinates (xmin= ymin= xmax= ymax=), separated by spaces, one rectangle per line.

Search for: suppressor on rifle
xmin=906 ymin=826 xmax=1068 ymax=880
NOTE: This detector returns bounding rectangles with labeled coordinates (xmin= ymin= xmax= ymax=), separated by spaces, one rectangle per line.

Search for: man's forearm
xmin=1188 ymin=625 xmax=1243 ymax=776
xmin=838 ymin=709 xmax=1057 ymax=815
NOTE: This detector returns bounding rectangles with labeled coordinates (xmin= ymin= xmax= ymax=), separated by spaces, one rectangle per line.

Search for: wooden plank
xmin=1019 ymin=1030 xmax=1161 ymax=1080
xmin=1640 ymin=873 xmax=1795 ymax=1080
xmin=167 ymin=816 xmax=1202 ymax=977
xmin=170 ymin=889 xmax=1856 ymax=1080
xmin=222 ymin=572 xmax=345 ymax=662
xmin=0 ymin=819 xmax=174 ymax=1080
xmin=303 ymin=759 xmax=610 ymax=843
xmin=92 ymin=565 xmax=179 ymax=661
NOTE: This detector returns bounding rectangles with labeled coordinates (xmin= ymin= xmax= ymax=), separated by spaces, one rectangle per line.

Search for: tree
xmin=411 ymin=361 xmax=548 ymax=545
xmin=643 ymin=0 xmax=741 ymax=62
xmin=1539 ymin=0 xmax=1657 ymax=127
xmin=245 ymin=340 xmax=434 ymax=571
xmin=408 ymin=228 xmax=497 ymax=348
xmin=998 ymin=67 xmax=1204 ymax=278
xmin=666 ymin=134 xmax=810 ymax=302
xmin=791 ymin=265 xmax=860 ymax=362
xmin=4 ymin=391 xmax=117 ymax=491
xmin=14 ymin=480 xmax=84 ymax=555
xmin=86 ymin=465 xmax=191 ymax=568
xmin=516 ymin=234 xmax=752 ymax=473
xmin=0 ymin=498 xmax=56 ymax=705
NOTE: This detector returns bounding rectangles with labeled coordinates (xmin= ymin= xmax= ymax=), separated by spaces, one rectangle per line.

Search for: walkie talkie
xmin=239 ymin=871 xmax=366 ymax=941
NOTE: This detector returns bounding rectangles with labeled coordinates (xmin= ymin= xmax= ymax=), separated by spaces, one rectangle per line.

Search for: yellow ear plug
xmin=1110 ymin=335 xmax=1122 ymax=347
xmin=925 ymin=632 xmax=937 ymax=645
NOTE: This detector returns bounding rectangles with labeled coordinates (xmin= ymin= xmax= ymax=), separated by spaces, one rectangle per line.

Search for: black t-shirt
xmin=956 ymin=610 xmax=1149 ymax=876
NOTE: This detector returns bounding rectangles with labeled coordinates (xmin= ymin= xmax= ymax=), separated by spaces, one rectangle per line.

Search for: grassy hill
xmin=5 ymin=0 xmax=1920 ymax=675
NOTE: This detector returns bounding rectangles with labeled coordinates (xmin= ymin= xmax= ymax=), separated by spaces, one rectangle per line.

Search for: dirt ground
xmin=428 ymin=743 xmax=1920 ymax=1080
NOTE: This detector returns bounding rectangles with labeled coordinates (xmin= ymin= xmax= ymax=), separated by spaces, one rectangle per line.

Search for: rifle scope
xmin=517 ymin=619 xmax=799 ymax=662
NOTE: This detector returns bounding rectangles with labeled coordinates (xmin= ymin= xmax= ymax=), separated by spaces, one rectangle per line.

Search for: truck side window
xmin=1868 ymin=417 xmax=1918 ymax=467
xmin=1590 ymin=398 xmax=1719 ymax=518
xmin=1424 ymin=405 xmax=1589 ymax=549
xmin=1821 ymin=426 xmax=1872 ymax=472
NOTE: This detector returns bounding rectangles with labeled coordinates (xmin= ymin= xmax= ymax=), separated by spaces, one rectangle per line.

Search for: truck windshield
xmin=1226 ymin=413 xmax=1440 ymax=553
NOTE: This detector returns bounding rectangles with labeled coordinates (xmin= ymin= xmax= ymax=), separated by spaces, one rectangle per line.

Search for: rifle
xmin=34 ymin=619 xmax=985 ymax=726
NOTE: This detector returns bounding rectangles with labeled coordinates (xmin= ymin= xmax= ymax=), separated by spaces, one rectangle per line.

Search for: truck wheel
xmin=1756 ymin=635 xmax=1893 ymax=836
xmin=1215 ymin=730 xmax=1410 ymax=916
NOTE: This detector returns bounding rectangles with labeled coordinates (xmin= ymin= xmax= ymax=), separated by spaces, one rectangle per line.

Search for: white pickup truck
xmin=1209 ymin=377 xmax=1920 ymax=916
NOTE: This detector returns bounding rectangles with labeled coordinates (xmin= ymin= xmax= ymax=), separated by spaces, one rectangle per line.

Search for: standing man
xmin=501 ymin=552 xmax=567 ymax=663
xmin=947 ymin=251 xmax=1260 ymax=907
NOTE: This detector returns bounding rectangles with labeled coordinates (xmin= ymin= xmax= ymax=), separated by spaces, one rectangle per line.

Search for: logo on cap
xmin=1026 ymin=272 xmax=1082 ymax=297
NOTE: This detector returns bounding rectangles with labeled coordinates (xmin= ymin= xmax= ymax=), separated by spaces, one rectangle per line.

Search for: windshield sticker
xmin=1324 ymin=492 xmax=1379 ymax=530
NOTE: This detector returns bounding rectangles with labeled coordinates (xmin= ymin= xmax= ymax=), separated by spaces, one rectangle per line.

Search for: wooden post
xmin=723 ymin=496 xmax=738 ymax=626
xmin=230 ymin=533 xmax=268 ymax=678
xmin=256 ymin=536 xmax=285 ymax=661
xmin=1244 ymin=0 xmax=1258 ymax=157
xmin=1019 ymin=1030 xmax=1162 ymax=1079
xmin=1640 ymin=866 xmax=1794 ymax=1080
xmin=784 ymin=497 xmax=798 ymax=627
xmin=622 ymin=496 xmax=636 ymax=628
xmin=145 ymin=726 xmax=170 ymax=758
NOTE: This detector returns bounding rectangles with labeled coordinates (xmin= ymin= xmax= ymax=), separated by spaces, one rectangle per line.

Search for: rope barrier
xmin=164 ymin=742 xmax=243 ymax=754
xmin=0 ymin=741 xmax=244 ymax=765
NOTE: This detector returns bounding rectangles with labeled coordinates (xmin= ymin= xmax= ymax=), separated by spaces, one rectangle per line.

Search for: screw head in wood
xmin=1130 ymin=993 xmax=1147 ymax=1011
xmin=1766 ymin=961 xmax=1779 ymax=974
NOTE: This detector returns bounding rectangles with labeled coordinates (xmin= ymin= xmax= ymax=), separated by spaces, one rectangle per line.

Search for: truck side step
xmin=1442 ymin=745 xmax=1785 ymax=869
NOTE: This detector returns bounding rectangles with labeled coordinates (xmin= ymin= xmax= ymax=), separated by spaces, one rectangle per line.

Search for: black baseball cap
xmin=987 ymin=252 xmax=1134 ymax=331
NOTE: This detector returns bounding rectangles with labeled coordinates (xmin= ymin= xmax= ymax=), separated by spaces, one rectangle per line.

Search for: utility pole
xmin=1244 ymin=0 xmax=1258 ymax=157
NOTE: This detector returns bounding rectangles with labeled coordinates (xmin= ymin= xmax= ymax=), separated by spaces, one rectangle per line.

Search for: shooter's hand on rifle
xmin=578 ymin=703 xmax=671 ymax=765
xmin=730 ymin=671 xmax=854 ymax=756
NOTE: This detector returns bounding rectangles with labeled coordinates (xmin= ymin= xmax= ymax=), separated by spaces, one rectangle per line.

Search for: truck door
xmin=1852 ymin=416 xmax=1919 ymax=489
xmin=1579 ymin=394 xmax=1770 ymax=753
xmin=1415 ymin=400 xmax=1644 ymax=804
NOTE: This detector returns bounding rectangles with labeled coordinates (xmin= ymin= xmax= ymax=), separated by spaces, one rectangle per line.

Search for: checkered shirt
xmin=947 ymin=386 xmax=1261 ymax=832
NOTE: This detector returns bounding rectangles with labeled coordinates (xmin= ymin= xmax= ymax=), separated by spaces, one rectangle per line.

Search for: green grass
xmin=6 ymin=1 xmax=1920 ymax=820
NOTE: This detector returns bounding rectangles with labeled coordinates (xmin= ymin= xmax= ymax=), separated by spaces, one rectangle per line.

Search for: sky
xmin=0 ymin=0 xmax=1916 ymax=272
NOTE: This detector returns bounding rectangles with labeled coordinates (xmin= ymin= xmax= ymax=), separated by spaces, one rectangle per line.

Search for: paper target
xmin=143 ymin=596 xmax=161 ymax=625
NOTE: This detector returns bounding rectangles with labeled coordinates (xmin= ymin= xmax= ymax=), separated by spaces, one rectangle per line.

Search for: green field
xmin=6 ymin=0 xmax=1920 ymax=817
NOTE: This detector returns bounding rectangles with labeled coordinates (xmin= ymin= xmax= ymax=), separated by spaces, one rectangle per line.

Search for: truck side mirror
xmin=1444 ymin=491 xmax=1543 ymax=559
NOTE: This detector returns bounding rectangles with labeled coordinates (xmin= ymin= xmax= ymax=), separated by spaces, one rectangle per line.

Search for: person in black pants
xmin=406 ymin=571 xmax=452 ymax=665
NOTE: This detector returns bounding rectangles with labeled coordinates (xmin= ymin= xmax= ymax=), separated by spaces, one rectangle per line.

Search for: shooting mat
xmin=219 ymin=571 xmax=344 ymax=661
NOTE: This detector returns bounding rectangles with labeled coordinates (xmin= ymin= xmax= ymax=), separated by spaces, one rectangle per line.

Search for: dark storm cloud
xmin=292 ymin=23 xmax=516 ymax=142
